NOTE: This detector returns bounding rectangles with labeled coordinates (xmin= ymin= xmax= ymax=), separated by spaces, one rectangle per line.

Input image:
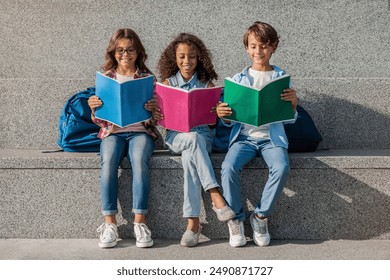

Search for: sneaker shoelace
xmin=253 ymin=218 xmax=267 ymax=235
xmin=229 ymin=221 xmax=242 ymax=236
xmin=134 ymin=224 xmax=151 ymax=241
xmin=97 ymin=224 xmax=117 ymax=240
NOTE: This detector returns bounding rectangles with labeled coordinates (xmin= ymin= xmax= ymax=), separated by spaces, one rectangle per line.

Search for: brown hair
xmin=243 ymin=21 xmax=279 ymax=49
xmin=157 ymin=33 xmax=218 ymax=83
xmin=102 ymin=28 xmax=152 ymax=74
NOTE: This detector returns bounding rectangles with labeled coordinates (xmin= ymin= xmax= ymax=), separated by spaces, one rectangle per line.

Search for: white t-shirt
xmin=240 ymin=68 xmax=273 ymax=139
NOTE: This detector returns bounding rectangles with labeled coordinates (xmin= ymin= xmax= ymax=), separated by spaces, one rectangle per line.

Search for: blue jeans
xmin=100 ymin=132 xmax=154 ymax=216
xmin=221 ymin=135 xmax=290 ymax=221
xmin=165 ymin=126 xmax=219 ymax=217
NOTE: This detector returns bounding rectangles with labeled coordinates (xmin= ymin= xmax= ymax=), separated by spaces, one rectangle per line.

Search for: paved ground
xmin=1 ymin=238 xmax=389 ymax=260
xmin=1 ymin=239 xmax=388 ymax=280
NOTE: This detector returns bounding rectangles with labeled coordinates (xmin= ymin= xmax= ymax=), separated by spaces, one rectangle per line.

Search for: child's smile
xmin=176 ymin=43 xmax=198 ymax=81
xmin=246 ymin=33 xmax=275 ymax=71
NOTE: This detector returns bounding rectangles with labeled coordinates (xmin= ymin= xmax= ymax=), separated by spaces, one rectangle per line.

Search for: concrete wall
xmin=1 ymin=150 xmax=389 ymax=239
xmin=1 ymin=0 xmax=389 ymax=150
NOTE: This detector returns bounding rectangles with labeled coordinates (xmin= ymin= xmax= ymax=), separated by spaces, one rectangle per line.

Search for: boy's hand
xmin=216 ymin=101 xmax=232 ymax=118
xmin=281 ymin=88 xmax=298 ymax=112
xmin=87 ymin=95 xmax=102 ymax=110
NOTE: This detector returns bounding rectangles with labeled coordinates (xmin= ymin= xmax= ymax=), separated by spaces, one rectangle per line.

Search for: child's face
xmin=245 ymin=33 xmax=275 ymax=71
xmin=114 ymin=38 xmax=138 ymax=70
xmin=175 ymin=43 xmax=197 ymax=80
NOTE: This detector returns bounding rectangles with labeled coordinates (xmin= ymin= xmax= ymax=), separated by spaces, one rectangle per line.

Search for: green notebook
xmin=224 ymin=75 xmax=294 ymax=126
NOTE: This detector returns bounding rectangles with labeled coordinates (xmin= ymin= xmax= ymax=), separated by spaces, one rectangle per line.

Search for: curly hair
xmin=243 ymin=21 xmax=279 ymax=49
xmin=157 ymin=33 xmax=218 ymax=83
xmin=102 ymin=28 xmax=152 ymax=74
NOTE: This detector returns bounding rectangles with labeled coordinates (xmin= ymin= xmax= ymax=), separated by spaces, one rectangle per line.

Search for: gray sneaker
xmin=97 ymin=223 xmax=118 ymax=248
xmin=180 ymin=225 xmax=202 ymax=247
xmin=227 ymin=219 xmax=247 ymax=247
xmin=134 ymin=223 xmax=153 ymax=248
xmin=250 ymin=214 xmax=270 ymax=247
xmin=212 ymin=203 xmax=236 ymax=222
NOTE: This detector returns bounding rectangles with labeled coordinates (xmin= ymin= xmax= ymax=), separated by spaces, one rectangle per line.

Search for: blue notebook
xmin=95 ymin=72 xmax=153 ymax=127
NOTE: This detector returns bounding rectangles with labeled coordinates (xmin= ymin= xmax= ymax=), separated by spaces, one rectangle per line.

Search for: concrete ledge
xmin=0 ymin=149 xmax=389 ymax=240
xmin=1 ymin=149 xmax=390 ymax=169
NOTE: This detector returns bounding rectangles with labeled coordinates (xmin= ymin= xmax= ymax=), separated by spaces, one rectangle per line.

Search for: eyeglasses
xmin=115 ymin=48 xmax=136 ymax=55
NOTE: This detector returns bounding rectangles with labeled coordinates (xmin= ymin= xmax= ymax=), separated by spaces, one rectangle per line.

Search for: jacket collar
xmin=239 ymin=65 xmax=285 ymax=79
xmin=174 ymin=71 xmax=199 ymax=89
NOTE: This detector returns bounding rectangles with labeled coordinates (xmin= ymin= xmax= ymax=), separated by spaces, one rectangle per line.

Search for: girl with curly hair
xmin=155 ymin=33 xmax=235 ymax=247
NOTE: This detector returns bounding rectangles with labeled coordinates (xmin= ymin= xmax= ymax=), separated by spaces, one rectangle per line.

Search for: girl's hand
xmin=144 ymin=98 xmax=157 ymax=112
xmin=281 ymin=88 xmax=298 ymax=112
xmin=88 ymin=95 xmax=102 ymax=110
xmin=216 ymin=101 xmax=232 ymax=118
xmin=151 ymin=107 xmax=163 ymax=124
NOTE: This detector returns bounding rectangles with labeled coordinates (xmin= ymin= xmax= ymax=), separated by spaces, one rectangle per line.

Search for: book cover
xmin=155 ymin=82 xmax=222 ymax=132
xmin=95 ymin=72 xmax=153 ymax=128
xmin=224 ymin=75 xmax=295 ymax=126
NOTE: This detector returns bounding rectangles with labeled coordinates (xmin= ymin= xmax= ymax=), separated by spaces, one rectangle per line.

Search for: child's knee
xmin=222 ymin=159 xmax=241 ymax=175
xmin=271 ymin=162 xmax=290 ymax=177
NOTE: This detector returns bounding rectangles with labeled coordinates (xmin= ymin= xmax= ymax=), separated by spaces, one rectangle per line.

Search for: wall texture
xmin=0 ymin=0 xmax=389 ymax=149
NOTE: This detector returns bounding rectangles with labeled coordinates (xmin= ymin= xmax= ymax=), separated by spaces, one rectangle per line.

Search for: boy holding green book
xmin=216 ymin=21 xmax=298 ymax=247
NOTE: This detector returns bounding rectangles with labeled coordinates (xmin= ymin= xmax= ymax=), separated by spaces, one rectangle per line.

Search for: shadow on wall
xmin=115 ymin=160 xmax=390 ymax=241
xmin=298 ymin=95 xmax=390 ymax=150
xmin=238 ymin=164 xmax=390 ymax=240
xmin=114 ymin=96 xmax=389 ymax=240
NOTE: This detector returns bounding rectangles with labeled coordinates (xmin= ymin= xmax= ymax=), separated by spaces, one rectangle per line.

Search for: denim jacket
xmin=223 ymin=65 xmax=298 ymax=149
xmin=167 ymin=71 xmax=208 ymax=89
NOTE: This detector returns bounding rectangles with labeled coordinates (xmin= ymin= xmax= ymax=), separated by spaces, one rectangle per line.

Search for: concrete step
xmin=1 ymin=149 xmax=389 ymax=240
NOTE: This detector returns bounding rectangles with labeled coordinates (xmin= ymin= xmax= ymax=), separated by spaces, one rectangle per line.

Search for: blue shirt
xmin=168 ymin=71 xmax=208 ymax=90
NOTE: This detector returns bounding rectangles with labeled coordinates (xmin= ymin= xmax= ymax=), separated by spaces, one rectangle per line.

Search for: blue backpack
xmin=57 ymin=87 xmax=101 ymax=152
xmin=284 ymin=105 xmax=323 ymax=152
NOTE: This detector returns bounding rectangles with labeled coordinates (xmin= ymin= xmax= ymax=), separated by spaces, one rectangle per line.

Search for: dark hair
xmin=157 ymin=33 xmax=218 ymax=83
xmin=243 ymin=21 xmax=279 ymax=49
xmin=102 ymin=28 xmax=152 ymax=73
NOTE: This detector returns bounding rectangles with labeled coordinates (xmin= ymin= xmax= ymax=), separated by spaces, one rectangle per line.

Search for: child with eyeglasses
xmin=88 ymin=28 xmax=159 ymax=249
xmin=154 ymin=33 xmax=235 ymax=247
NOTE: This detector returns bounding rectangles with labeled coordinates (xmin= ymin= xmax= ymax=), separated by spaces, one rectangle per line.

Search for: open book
xmin=95 ymin=72 xmax=153 ymax=128
xmin=156 ymin=82 xmax=222 ymax=132
xmin=223 ymin=75 xmax=295 ymax=126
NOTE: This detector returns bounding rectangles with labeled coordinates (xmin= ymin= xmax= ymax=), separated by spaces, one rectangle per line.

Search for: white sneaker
xmin=97 ymin=223 xmax=118 ymax=248
xmin=227 ymin=219 xmax=246 ymax=247
xmin=180 ymin=225 xmax=202 ymax=247
xmin=250 ymin=214 xmax=270 ymax=247
xmin=212 ymin=203 xmax=236 ymax=222
xmin=134 ymin=223 xmax=153 ymax=248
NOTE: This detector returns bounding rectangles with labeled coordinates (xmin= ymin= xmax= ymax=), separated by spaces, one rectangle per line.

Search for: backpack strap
xmin=41 ymin=149 xmax=64 ymax=153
